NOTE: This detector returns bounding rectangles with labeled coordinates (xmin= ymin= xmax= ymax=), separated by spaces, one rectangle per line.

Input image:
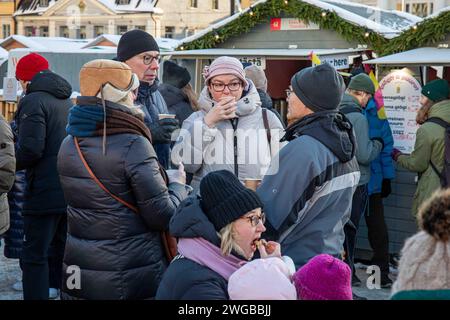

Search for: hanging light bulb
xmin=284 ymin=0 xmax=289 ymax=5
xmin=214 ymin=32 xmax=220 ymax=40
xmin=321 ymin=11 xmax=327 ymax=17
xmin=413 ymin=25 xmax=418 ymax=30
xmin=249 ymin=7 xmax=254 ymax=16
xmin=364 ymin=31 xmax=370 ymax=38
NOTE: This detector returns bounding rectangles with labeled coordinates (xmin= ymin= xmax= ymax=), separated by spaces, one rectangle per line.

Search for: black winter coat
xmin=159 ymin=83 xmax=194 ymax=125
xmin=58 ymin=101 xmax=188 ymax=299
xmin=3 ymin=170 xmax=26 ymax=259
xmin=15 ymin=71 xmax=72 ymax=215
xmin=156 ymin=197 xmax=229 ymax=300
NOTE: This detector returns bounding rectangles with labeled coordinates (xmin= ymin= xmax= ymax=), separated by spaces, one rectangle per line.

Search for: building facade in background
xmin=346 ymin=0 xmax=450 ymax=17
xmin=0 ymin=0 xmax=15 ymax=38
xmin=13 ymin=0 xmax=233 ymax=39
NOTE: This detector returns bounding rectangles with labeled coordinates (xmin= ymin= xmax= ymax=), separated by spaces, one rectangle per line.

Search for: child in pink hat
xmin=293 ymin=254 xmax=353 ymax=300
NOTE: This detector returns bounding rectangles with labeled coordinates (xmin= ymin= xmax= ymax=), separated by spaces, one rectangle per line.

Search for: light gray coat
xmin=0 ymin=115 xmax=15 ymax=235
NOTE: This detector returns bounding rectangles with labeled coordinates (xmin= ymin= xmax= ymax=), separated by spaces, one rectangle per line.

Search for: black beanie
xmin=117 ymin=29 xmax=159 ymax=62
xmin=163 ymin=60 xmax=191 ymax=89
xmin=291 ymin=63 xmax=345 ymax=112
xmin=200 ymin=170 xmax=263 ymax=232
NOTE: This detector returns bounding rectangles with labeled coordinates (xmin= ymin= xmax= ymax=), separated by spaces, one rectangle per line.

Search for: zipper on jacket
xmin=231 ymin=118 xmax=239 ymax=177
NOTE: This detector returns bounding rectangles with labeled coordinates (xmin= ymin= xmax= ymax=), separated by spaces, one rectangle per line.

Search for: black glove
xmin=149 ymin=118 xmax=179 ymax=144
xmin=381 ymin=179 xmax=392 ymax=198
xmin=372 ymin=137 xmax=385 ymax=150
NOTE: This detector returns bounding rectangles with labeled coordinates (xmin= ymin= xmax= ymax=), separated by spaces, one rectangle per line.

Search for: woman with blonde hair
xmin=156 ymin=170 xmax=279 ymax=300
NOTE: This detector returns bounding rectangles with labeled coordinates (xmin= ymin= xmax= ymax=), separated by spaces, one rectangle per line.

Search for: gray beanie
xmin=244 ymin=65 xmax=267 ymax=92
xmin=291 ymin=63 xmax=345 ymax=112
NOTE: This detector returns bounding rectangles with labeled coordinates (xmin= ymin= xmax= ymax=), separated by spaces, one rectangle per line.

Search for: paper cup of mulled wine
xmin=244 ymin=179 xmax=261 ymax=191
xmin=158 ymin=113 xmax=176 ymax=120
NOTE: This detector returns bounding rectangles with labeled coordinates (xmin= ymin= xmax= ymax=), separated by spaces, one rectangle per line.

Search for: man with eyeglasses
xmin=338 ymin=73 xmax=383 ymax=288
xmin=257 ymin=63 xmax=360 ymax=270
xmin=117 ymin=29 xmax=178 ymax=168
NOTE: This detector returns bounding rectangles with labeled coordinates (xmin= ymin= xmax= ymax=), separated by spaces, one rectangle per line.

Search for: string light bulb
xmin=214 ymin=32 xmax=220 ymax=40
xmin=249 ymin=7 xmax=254 ymax=16
xmin=284 ymin=0 xmax=289 ymax=5
xmin=364 ymin=31 xmax=370 ymax=38
xmin=413 ymin=25 xmax=418 ymax=30
xmin=321 ymin=11 xmax=327 ymax=17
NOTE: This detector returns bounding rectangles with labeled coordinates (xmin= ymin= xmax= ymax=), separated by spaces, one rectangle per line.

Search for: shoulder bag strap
xmin=262 ymin=108 xmax=272 ymax=154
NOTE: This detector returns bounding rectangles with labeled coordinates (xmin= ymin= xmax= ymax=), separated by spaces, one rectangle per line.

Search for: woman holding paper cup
xmin=173 ymin=56 xmax=285 ymax=193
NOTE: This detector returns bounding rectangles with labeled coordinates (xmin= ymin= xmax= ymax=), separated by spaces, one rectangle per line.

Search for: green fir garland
xmin=176 ymin=0 xmax=389 ymax=52
xmin=382 ymin=9 xmax=450 ymax=55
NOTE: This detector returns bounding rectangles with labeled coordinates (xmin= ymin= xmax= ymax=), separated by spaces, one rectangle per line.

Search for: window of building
xmin=411 ymin=3 xmax=429 ymax=17
xmin=59 ymin=26 xmax=69 ymax=37
xmin=24 ymin=26 xmax=34 ymax=36
xmin=117 ymin=25 xmax=128 ymax=35
xmin=187 ymin=28 xmax=195 ymax=36
xmin=135 ymin=25 xmax=146 ymax=31
xmin=39 ymin=0 xmax=49 ymax=7
xmin=79 ymin=26 xmax=86 ymax=39
xmin=212 ymin=0 xmax=219 ymax=10
xmin=2 ymin=24 xmax=11 ymax=38
xmin=117 ymin=0 xmax=129 ymax=4
xmin=165 ymin=26 xmax=175 ymax=39
xmin=405 ymin=3 xmax=410 ymax=12
xmin=39 ymin=26 xmax=48 ymax=37
xmin=430 ymin=2 xmax=433 ymax=14
xmin=189 ymin=0 xmax=198 ymax=8
xmin=94 ymin=25 xmax=104 ymax=37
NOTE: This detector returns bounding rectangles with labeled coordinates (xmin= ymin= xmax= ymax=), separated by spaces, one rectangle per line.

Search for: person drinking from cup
xmin=173 ymin=56 xmax=285 ymax=194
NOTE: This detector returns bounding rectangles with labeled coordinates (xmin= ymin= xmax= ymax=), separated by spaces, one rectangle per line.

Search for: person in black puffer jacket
xmin=58 ymin=59 xmax=189 ymax=300
xmin=156 ymin=170 xmax=270 ymax=300
xmin=159 ymin=60 xmax=196 ymax=125
xmin=15 ymin=53 xmax=73 ymax=300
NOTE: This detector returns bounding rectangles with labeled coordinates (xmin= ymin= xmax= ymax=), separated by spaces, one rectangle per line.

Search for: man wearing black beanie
xmin=257 ymin=64 xmax=360 ymax=276
xmin=117 ymin=29 xmax=179 ymax=169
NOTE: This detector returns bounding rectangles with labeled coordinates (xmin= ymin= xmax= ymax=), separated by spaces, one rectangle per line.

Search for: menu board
xmin=379 ymin=70 xmax=422 ymax=154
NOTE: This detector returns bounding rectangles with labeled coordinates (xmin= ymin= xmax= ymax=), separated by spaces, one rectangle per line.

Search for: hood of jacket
xmin=169 ymin=197 xmax=221 ymax=247
xmin=198 ymin=80 xmax=261 ymax=117
xmin=27 ymin=70 xmax=72 ymax=99
xmin=338 ymin=93 xmax=363 ymax=114
xmin=159 ymin=83 xmax=187 ymax=107
xmin=429 ymin=99 xmax=450 ymax=123
xmin=283 ymin=111 xmax=356 ymax=163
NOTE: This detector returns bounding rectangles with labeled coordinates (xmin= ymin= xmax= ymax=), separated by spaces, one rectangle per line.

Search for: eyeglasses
xmin=210 ymin=81 xmax=242 ymax=92
xmin=242 ymin=212 xmax=266 ymax=227
xmin=285 ymin=89 xmax=292 ymax=98
xmin=142 ymin=54 xmax=160 ymax=65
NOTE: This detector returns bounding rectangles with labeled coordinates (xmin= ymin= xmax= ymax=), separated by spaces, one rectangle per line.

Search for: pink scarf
xmin=177 ymin=237 xmax=247 ymax=280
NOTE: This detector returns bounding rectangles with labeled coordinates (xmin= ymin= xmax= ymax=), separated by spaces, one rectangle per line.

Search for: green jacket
xmin=391 ymin=289 xmax=450 ymax=300
xmin=397 ymin=100 xmax=450 ymax=217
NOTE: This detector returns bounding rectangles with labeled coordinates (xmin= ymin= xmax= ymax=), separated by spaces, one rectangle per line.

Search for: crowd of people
xmin=0 ymin=28 xmax=449 ymax=300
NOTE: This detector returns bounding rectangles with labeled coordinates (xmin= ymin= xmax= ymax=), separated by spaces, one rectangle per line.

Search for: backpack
xmin=425 ymin=117 xmax=450 ymax=188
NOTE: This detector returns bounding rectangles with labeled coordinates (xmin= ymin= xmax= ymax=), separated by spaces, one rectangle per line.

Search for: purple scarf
xmin=177 ymin=237 xmax=247 ymax=280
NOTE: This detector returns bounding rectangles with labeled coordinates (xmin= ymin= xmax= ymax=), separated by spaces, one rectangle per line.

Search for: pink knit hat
xmin=203 ymin=56 xmax=249 ymax=88
xmin=293 ymin=254 xmax=353 ymax=300
xmin=228 ymin=257 xmax=297 ymax=300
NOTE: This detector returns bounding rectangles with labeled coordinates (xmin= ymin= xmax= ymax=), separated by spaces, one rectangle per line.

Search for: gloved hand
xmin=150 ymin=118 xmax=179 ymax=144
xmin=381 ymin=178 xmax=392 ymax=198
xmin=391 ymin=148 xmax=402 ymax=161
xmin=371 ymin=137 xmax=384 ymax=150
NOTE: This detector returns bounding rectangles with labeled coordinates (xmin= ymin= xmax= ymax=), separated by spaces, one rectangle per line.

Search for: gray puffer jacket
xmin=0 ymin=115 xmax=15 ymax=235
xmin=57 ymin=100 xmax=188 ymax=300
xmin=339 ymin=94 xmax=383 ymax=185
